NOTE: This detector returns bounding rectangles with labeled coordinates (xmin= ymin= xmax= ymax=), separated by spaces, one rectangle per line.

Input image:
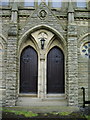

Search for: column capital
xmin=40 ymin=54 xmax=45 ymax=60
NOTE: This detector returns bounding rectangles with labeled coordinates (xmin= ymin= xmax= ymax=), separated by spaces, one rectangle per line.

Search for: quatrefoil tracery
xmin=81 ymin=42 xmax=90 ymax=59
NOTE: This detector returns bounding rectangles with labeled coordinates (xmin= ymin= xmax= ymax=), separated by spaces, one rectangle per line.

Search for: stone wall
xmin=0 ymin=1 xmax=89 ymax=106
xmin=0 ymin=36 xmax=7 ymax=106
xmin=78 ymin=35 xmax=90 ymax=106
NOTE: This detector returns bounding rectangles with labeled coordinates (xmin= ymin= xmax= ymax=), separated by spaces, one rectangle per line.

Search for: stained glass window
xmin=81 ymin=42 xmax=90 ymax=59
xmin=24 ymin=0 xmax=34 ymax=7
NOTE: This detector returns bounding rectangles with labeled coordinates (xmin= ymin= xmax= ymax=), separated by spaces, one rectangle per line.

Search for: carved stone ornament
xmin=38 ymin=10 xmax=47 ymax=19
xmin=8 ymin=24 xmax=17 ymax=36
xmin=38 ymin=32 xmax=48 ymax=41
xmin=69 ymin=26 xmax=75 ymax=32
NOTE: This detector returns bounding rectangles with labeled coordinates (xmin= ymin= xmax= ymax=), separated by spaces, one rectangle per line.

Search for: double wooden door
xmin=20 ymin=46 xmax=64 ymax=94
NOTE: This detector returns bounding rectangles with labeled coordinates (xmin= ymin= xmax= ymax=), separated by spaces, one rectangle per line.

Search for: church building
xmin=0 ymin=0 xmax=90 ymax=107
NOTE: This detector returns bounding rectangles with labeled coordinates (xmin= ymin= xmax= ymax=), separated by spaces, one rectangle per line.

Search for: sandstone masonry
xmin=0 ymin=0 xmax=90 ymax=107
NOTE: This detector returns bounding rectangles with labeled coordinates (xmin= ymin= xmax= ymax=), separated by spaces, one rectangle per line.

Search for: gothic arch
xmin=47 ymin=46 xmax=65 ymax=94
xmin=0 ymin=34 xmax=7 ymax=45
xmin=46 ymin=39 xmax=65 ymax=57
xmin=18 ymin=25 xmax=66 ymax=51
xmin=78 ymin=33 xmax=90 ymax=43
xmin=44 ymin=40 xmax=66 ymax=97
xmin=17 ymin=25 xmax=67 ymax=100
xmin=78 ymin=33 xmax=90 ymax=52
xmin=19 ymin=35 xmax=39 ymax=55
xmin=18 ymin=38 xmax=39 ymax=95
xmin=20 ymin=45 xmax=38 ymax=94
xmin=0 ymin=35 xmax=7 ymax=106
xmin=0 ymin=35 xmax=7 ymax=74
xmin=0 ymin=34 xmax=7 ymax=67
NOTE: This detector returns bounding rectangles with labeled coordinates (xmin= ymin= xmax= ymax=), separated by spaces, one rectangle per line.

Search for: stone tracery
xmin=81 ymin=42 xmax=90 ymax=59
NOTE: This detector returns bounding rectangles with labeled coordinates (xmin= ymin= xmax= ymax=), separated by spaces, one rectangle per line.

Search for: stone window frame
xmin=80 ymin=41 xmax=90 ymax=59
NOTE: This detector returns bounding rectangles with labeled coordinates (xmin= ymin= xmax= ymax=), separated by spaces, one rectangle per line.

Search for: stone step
xmin=44 ymin=98 xmax=66 ymax=101
xmin=46 ymin=94 xmax=65 ymax=98
xmin=17 ymin=97 xmax=67 ymax=106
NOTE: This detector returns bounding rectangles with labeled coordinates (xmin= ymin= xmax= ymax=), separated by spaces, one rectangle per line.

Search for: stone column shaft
xmin=67 ymin=24 xmax=78 ymax=106
xmin=39 ymin=52 xmax=45 ymax=100
xmin=6 ymin=36 xmax=17 ymax=106
xmin=6 ymin=3 xmax=18 ymax=106
xmin=11 ymin=11 xmax=18 ymax=23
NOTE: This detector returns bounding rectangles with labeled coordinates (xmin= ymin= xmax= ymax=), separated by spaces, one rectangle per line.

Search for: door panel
xmin=20 ymin=46 xmax=38 ymax=93
xmin=47 ymin=47 xmax=64 ymax=93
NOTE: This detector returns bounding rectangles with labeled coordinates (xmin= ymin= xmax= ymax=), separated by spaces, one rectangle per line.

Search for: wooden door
xmin=47 ymin=47 xmax=64 ymax=94
xmin=20 ymin=46 xmax=38 ymax=93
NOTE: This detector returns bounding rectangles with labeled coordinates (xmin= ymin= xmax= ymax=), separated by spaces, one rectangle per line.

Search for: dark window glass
xmin=52 ymin=0 xmax=62 ymax=8
xmin=0 ymin=0 xmax=9 ymax=6
xmin=24 ymin=0 xmax=34 ymax=7
xmin=77 ymin=0 xmax=86 ymax=7
xmin=82 ymin=49 xmax=86 ymax=52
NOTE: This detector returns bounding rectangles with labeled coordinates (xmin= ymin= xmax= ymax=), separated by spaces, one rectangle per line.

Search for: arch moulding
xmin=78 ymin=33 xmax=90 ymax=42
xmin=18 ymin=24 xmax=66 ymax=51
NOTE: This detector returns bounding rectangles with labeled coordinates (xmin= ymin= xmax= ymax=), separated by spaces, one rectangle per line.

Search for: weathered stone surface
xmin=0 ymin=1 xmax=89 ymax=107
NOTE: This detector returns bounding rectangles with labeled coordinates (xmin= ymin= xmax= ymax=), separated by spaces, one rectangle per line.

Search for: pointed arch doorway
xmin=47 ymin=47 xmax=65 ymax=94
xmin=17 ymin=29 xmax=67 ymax=106
xmin=20 ymin=46 xmax=38 ymax=94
